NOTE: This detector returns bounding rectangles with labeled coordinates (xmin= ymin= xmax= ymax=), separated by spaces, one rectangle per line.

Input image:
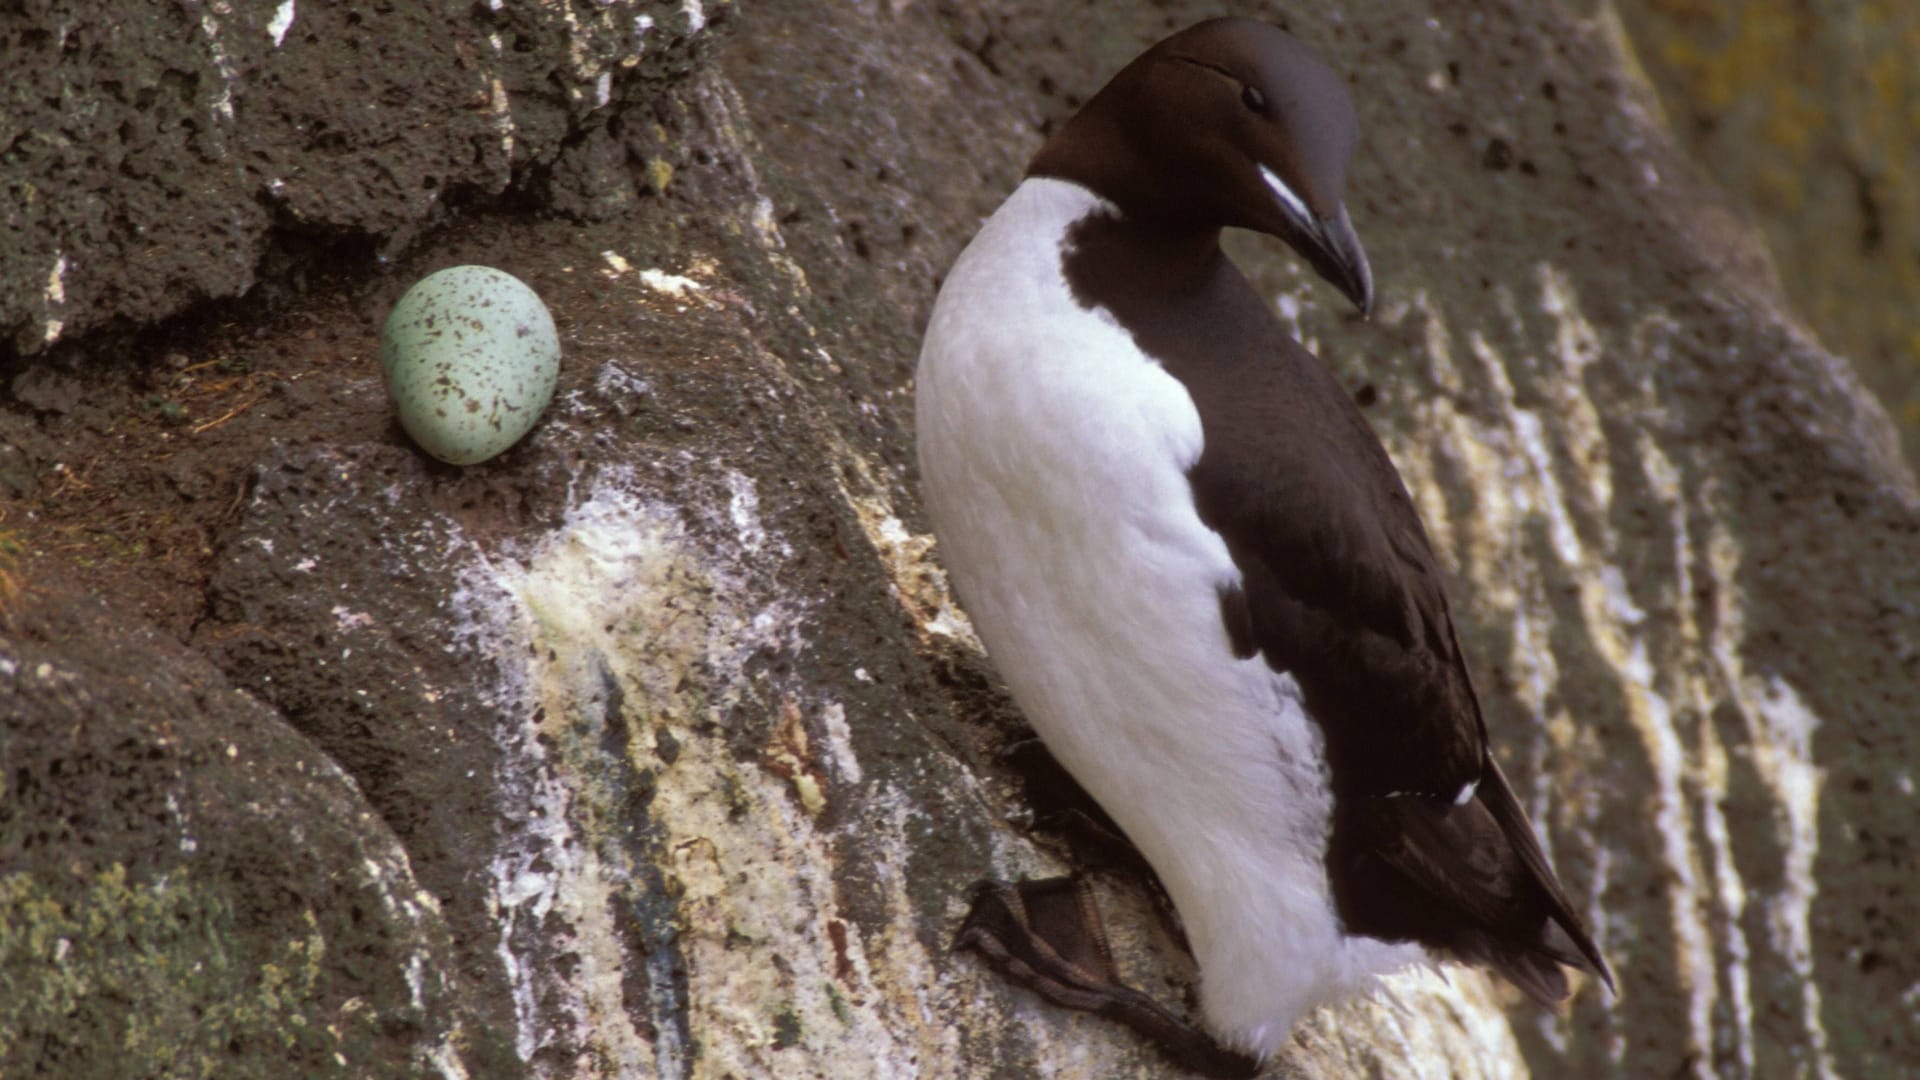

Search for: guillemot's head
xmin=1029 ymin=18 xmax=1374 ymax=316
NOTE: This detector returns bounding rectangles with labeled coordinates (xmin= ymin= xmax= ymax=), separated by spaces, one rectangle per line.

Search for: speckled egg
xmin=381 ymin=266 xmax=560 ymax=465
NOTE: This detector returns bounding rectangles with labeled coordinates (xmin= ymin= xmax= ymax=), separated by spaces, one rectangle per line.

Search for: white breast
xmin=915 ymin=177 xmax=1421 ymax=1054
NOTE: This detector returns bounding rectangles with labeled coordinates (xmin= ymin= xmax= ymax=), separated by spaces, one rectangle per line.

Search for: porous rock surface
xmin=3 ymin=1 xmax=1917 ymax=1078
xmin=0 ymin=0 xmax=710 ymax=354
xmin=1596 ymin=0 xmax=1920 ymax=463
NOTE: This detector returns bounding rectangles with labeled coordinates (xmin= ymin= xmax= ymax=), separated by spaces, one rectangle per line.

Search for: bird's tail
xmin=1371 ymin=754 xmax=1615 ymax=1004
xmin=1474 ymin=756 xmax=1616 ymax=1000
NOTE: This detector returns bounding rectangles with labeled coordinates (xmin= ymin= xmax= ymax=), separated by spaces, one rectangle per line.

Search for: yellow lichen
xmin=0 ymin=866 xmax=349 ymax=1076
xmin=0 ymin=528 xmax=21 ymax=621
xmin=1612 ymin=0 xmax=1920 ymax=461
xmin=646 ymin=157 xmax=674 ymax=194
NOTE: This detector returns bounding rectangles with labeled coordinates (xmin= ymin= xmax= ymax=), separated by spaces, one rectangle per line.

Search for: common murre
xmin=915 ymin=17 xmax=1612 ymax=1076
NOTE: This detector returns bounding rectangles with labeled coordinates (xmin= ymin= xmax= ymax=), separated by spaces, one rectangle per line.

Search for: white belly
xmin=914 ymin=178 xmax=1421 ymax=1053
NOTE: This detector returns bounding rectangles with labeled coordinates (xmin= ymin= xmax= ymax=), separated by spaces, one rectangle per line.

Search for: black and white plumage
xmin=917 ymin=17 xmax=1610 ymax=1068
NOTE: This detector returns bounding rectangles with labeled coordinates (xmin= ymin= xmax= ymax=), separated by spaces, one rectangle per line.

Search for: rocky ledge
xmin=2 ymin=1 xmax=1915 ymax=1077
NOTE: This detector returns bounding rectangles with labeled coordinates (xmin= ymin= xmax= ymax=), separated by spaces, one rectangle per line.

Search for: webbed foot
xmin=954 ymin=876 xmax=1262 ymax=1078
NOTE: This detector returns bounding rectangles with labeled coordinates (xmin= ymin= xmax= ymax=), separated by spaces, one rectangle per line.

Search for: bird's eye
xmin=1242 ymin=85 xmax=1268 ymax=114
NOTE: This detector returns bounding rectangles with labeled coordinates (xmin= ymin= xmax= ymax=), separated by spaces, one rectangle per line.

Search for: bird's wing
xmin=1185 ymin=338 xmax=1611 ymax=992
xmin=1189 ymin=362 xmax=1485 ymax=804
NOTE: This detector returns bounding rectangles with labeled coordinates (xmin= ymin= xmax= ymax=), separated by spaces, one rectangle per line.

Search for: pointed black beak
xmin=1256 ymin=167 xmax=1374 ymax=317
xmin=1303 ymin=204 xmax=1374 ymax=317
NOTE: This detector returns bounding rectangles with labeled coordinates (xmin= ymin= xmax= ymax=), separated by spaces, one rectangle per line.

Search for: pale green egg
xmin=381 ymin=266 xmax=560 ymax=465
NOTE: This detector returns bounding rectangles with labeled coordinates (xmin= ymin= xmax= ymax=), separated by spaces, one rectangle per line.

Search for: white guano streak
xmin=1389 ymin=267 xmax=1831 ymax=1077
xmin=268 ymin=0 xmax=296 ymax=47
xmin=42 ymin=254 xmax=67 ymax=345
xmin=196 ymin=7 xmax=238 ymax=122
xmin=454 ymin=473 xmax=978 ymax=1077
xmin=1704 ymin=514 xmax=1836 ymax=1079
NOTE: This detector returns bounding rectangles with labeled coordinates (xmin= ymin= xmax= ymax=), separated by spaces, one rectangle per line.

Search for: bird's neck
xmin=1028 ymin=98 xmax=1218 ymax=243
xmin=1094 ymin=212 xmax=1223 ymax=280
xmin=1059 ymin=206 xmax=1228 ymax=302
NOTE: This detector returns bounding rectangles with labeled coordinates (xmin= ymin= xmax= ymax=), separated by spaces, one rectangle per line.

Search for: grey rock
xmin=0 ymin=0 xmax=723 ymax=355
xmin=0 ymin=442 xmax=34 ymax=499
xmin=1590 ymin=0 xmax=1920 ymax=464
xmin=3 ymin=1 xmax=1918 ymax=1078
xmin=0 ymin=577 xmax=475 ymax=1078
xmin=9 ymin=363 xmax=81 ymax=416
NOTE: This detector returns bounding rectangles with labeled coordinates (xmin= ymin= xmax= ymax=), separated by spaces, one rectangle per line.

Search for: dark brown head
xmin=1030 ymin=18 xmax=1374 ymax=314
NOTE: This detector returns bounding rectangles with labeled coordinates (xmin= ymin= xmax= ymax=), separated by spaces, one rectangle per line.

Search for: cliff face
xmin=0 ymin=0 xmax=710 ymax=354
xmin=3 ymin=2 xmax=1916 ymax=1078
xmin=1594 ymin=0 xmax=1920 ymax=465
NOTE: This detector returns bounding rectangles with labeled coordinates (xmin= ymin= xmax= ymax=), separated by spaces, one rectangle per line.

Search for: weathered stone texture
xmin=1594 ymin=0 xmax=1920 ymax=462
xmin=0 ymin=0 xmax=719 ymax=354
xmin=3 ymin=1 xmax=1917 ymax=1078
xmin=0 ymin=578 xmax=472 ymax=1078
